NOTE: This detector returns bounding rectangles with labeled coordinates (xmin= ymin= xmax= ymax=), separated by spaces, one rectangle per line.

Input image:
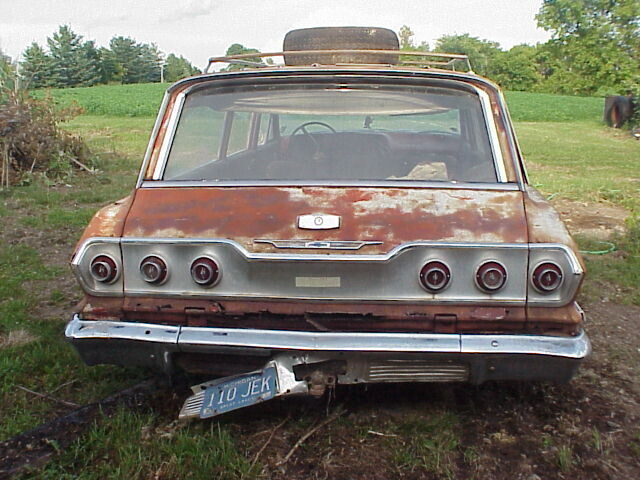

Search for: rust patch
xmin=75 ymin=194 xmax=135 ymax=253
xmin=123 ymin=186 xmax=528 ymax=253
xmin=523 ymin=186 xmax=585 ymax=271
xmin=81 ymin=295 xmax=580 ymax=335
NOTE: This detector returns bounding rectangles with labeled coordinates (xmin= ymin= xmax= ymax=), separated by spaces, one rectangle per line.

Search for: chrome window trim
xmin=139 ymin=180 xmax=520 ymax=190
xmin=136 ymin=92 xmax=170 ymax=188
xmin=475 ymin=87 xmax=507 ymax=182
xmin=151 ymin=90 xmax=187 ymax=180
xmin=151 ymin=78 xmax=509 ymax=184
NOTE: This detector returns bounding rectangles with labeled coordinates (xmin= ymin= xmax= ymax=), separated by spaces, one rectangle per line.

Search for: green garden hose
xmin=579 ymin=241 xmax=616 ymax=255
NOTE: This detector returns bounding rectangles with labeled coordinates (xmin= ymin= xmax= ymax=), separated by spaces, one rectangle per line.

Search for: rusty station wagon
xmin=65 ymin=27 xmax=590 ymax=419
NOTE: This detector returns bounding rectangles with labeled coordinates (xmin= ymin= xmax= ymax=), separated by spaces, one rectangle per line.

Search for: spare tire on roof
xmin=283 ymin=27 xmax=399 ymax=66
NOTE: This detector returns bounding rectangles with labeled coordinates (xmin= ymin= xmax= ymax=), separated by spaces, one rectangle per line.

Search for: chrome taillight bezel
xmin=89 ymin=254 xmax=120 ymax=284
xmin=139 ymin=255 xmax=169 ymax=285
xmin=475 ymin=260 xmax=508 ymax=293
xmin=418 ymin=260 xmax=451 ymax=293
xmin=531 ymin=261 xmax=564 ymax=293
xmin=190 ymin=256 xmax=221 ymax=287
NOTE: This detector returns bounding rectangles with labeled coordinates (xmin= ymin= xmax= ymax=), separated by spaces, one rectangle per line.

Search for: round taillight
xmin=532 ymin=262 xmax=563 ymax=293
xmin=419 ymin=261 xmax=451 ymax=292
xmin=90 ymin=255 xmax=118 ymax=284
xmin=476 ymin=261 xmax=507 ymax=292
xmin=191 ymin=257 xmax=220 ymax=287
xmin=140 ymin=256 xmax=168 ymax=284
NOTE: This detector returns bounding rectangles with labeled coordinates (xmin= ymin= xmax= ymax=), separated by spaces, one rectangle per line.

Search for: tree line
xmin=400 ymin=0 xmax=639 ymax=97
xmin=17 ymin=25 xmax=200 ymax=89
xmin=2 ymin=0 xmax=638 ymax=99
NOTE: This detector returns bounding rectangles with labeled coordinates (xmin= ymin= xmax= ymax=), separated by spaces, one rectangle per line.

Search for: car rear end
xmin=65 ymin=28 xmax=589 ymax=418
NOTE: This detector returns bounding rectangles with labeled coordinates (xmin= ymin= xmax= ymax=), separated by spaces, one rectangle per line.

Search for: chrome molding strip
xmin=136 ymin=92 xmax=170 ymax=188
xmin=254 ymin=239 xmax=383 ymax=250
xmin=139 ymin=180 xmax=520 ymax=190
xmin=66 ymin=315 xmax=591 ymax=359
xmin=79 ymin=236 xmax=530 ymax=263
xmin=475 ymin=87 xmax=507 ymax=182
xmin=151 ymin=90 xmax=187 ymax=180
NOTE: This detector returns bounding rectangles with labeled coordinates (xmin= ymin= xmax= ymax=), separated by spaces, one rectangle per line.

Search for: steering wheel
xmin=290 ymin=121 xmax=337 ymax=136
xmin=288 ymin=121 xmax=337 ymax=161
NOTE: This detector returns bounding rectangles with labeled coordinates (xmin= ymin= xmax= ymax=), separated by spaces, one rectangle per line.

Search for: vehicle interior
xmin=163 ymin=83 xmax=499 ymax=183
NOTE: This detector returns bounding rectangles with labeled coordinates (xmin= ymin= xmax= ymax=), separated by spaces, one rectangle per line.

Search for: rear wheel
xmin=283 ymin=26 xmax=399 ymax=65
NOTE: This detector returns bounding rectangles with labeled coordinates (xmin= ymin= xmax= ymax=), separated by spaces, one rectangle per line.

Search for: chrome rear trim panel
xmin=72 ymin=237 xmax=583 ymax=306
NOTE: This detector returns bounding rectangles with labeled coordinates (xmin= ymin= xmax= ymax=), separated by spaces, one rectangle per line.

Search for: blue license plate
xmin=200 ymin=366 xmax=278 ymax=418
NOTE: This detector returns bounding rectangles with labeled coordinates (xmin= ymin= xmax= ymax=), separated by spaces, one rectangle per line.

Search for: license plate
xmin=200 ymin=366 xmax=278 ymax=418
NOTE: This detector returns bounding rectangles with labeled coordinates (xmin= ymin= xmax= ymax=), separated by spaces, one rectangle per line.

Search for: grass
xmin=20 ymin=408 xmax=254 ymax=480
xmin=516 ymin=122 xmax=640 ymax=211
xmin=2 ymin=84 xmax=639 ymax=477
xmin=505 ymin=91 xmax=603 ymax=122
xmin=0 ymin=115 xmax=152 ymax=441
xmin=391 ymin=410 xmax=460 ymax=478
xmin=35 ymin=82 xmax=604 ymax=122
xmin=33 ymin=83 xmax=168 ymax=117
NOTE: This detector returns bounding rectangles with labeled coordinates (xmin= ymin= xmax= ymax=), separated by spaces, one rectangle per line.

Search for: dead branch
xmin=17 ymin=385 xmax=80 ymax=409
xmin=70 ymin=157 xmax=95 ymax=173
xmin=251 ymin=416 xmax=289 ymax=468
xmin=50 ymin=379 xmax=79 ymax=395
xmin=276 ymin=408 xmax=345 ymax=466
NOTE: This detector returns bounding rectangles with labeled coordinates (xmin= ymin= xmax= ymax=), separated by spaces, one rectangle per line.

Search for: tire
xmin=604 ymin=95 xmax=634 ymax=128
xmin=283 ymin=27 xmax=399 ymax=66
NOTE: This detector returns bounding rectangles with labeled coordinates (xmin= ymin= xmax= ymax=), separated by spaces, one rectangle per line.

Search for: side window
xmin=226 ymin=112 xmax=251 ymax=156
xmin=164 ymin=104 xmax=223 ymax=180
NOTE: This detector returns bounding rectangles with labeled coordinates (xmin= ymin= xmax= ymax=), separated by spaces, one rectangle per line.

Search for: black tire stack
xmin=604 ymin=95 xmax=635 ymax=128
xmin=283 ymin=27 xmax=399 ymax=66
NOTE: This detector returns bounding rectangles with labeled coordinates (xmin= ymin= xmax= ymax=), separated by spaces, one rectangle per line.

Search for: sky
xmin=0 ymin=0 xmax=551 ymax=70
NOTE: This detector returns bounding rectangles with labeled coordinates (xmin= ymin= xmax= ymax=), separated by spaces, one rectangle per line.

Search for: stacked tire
xmin=604 ymin=95 xmax=635 ymax=128
xmin=283 ymin=27 xmax=399 ymax=66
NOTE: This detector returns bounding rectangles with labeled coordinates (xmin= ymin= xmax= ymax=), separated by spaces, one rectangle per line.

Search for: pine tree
xmin=20 ymin=43 xmax=53 ymax=89
xmin=109 ymin=36 xmax=141 ymax=84
xmin=164 ymin=53 xmax=200 ymax=83
xmin=47 ymin=25 xmax=100 ymax=87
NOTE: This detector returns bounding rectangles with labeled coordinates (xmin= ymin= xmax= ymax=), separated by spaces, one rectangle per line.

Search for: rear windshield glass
xmin=163 ymin=83 xmax=498 ymax=183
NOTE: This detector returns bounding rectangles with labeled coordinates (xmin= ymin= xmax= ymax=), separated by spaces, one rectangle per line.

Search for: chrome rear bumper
xmin=65 ymin=314 xmax=590 ymax=384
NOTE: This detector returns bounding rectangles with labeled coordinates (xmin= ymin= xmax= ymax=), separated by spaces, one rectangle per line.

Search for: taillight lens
xmin=140 ymin=256 xmax=168 ymax=284
xmin=191 ymin=257 xmax=220 ymax=287
xmin=419 ymin=261 xmax=451 ymax=292
xmin=532 ymin=262 xmax=563 ymax=293
xmin=476 ymin=261 xmax=507 ymax=292
xmin=90 ymin=255 xmax=118 ymax=284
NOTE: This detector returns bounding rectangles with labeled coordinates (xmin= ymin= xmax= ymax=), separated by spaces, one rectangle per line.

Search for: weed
xmin=556 ymin=444 xmax=573 ymax=472
xmin=392 ymin=410 xmax=460 ymax=478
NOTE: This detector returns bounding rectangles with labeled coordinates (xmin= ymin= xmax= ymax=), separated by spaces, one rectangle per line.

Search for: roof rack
xmin=205 ymin=50 xmax=472 ymax=74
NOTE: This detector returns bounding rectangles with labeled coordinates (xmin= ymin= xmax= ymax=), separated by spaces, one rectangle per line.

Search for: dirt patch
xmin=0 ymin=329 xmax=37 ymax=349
xmin=551 ymin=198 xmax=629 ymax=239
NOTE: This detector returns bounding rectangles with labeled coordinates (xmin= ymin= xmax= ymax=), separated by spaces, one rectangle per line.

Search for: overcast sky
xmin=1 ymin=0 xmax=551 ymax=70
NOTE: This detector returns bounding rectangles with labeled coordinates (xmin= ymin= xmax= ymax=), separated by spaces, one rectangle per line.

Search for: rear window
xmin=163 ymin=83 xmax=498 ymax=183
